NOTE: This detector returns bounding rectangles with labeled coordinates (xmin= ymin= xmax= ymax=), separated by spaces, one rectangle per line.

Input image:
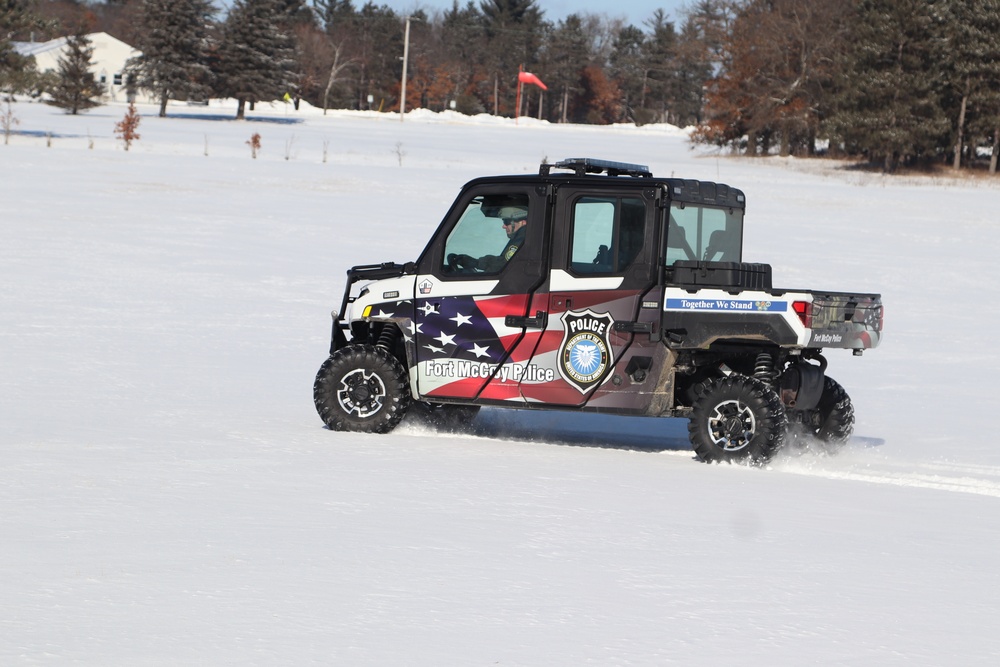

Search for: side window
xmin=571 ymin=198 xmax=614 ymax=271
xmin=570 ymin=196 xmax=645 ymax=275
xmin=666 ymin=206 xmax=699 ymax=265
xmin=442 ymin=193 xmax=529 ymax=275
xmin=666 ymin=204 xmax=743 ymax=265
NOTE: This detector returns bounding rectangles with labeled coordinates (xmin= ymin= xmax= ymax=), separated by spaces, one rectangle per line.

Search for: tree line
xmin=2 ymin=0 xmax=999 ymax=172
xmin=1 ymin=0 xmax=718 ymax=124
xmin=697 ymin=0 xmax=1000 ymax=172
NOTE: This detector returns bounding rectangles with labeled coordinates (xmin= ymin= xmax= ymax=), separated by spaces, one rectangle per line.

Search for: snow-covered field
xmin=3 ymin=99 xmax=1000 ymax=665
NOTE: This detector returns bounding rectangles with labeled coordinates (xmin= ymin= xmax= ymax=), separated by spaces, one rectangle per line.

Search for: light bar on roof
xmin=546 ymin=157 xmax=652 ymax=178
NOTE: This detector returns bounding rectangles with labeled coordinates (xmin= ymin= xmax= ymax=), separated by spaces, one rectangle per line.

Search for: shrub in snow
xmin=114 ymin=103 xmax=142 ymax=151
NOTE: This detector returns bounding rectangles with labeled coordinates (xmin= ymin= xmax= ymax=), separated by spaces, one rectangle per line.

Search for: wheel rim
xmin=336 ymin=368 xmax=387 ymax=418
xmin=707 ymin=399 xmax=756 ymax=451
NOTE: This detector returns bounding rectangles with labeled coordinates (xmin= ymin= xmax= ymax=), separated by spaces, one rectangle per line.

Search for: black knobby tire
xmin=408 ymin=402 xmax=481 ymax=433
xmin=314 ymin=345 xmax=411 ymax=433
xmin=788 ymin=376 xmax=854 ymax=452
xmin=688 ymin=374 xmax=787 ymax=465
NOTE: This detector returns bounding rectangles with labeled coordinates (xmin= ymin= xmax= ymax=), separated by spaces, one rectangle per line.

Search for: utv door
xmin=518 ymin=187 xmax=659 ymax=407
xmin=409 ymin=183 xmax=550 ymax=402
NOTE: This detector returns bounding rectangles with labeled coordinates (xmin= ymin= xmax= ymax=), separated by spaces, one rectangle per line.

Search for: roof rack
xmin=540 ymin=157 xmax=652 ymax=178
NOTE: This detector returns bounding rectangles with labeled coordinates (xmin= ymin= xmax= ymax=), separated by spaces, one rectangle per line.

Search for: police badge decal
xmin=558 ymin=309 xmax=616 ymax=393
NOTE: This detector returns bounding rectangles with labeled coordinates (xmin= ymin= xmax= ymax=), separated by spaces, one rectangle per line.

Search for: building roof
xmin=11 ymin=32 xmax=138 ymax=60
xmin=11 ymin=36 xmax=69 ymax=58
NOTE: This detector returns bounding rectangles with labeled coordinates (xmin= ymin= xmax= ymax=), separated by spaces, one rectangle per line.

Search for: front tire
xmin=314 ymin=345 xmax=411 ymax=433
xmin=689 ymin=375 xmax=787 ymax=465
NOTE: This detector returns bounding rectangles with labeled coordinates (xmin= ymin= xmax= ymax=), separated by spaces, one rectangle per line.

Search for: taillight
xmin=792 ymin=301 xmax=812 ymax=328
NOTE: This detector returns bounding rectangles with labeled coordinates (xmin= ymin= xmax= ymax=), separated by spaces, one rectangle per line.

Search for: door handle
xmin=613 ymin=320 xmax=654 ymax=333
xmin=613 ymin=320 xmax=661 ymax=341
xmin=505 ymin=311 xmax=548 ymax=329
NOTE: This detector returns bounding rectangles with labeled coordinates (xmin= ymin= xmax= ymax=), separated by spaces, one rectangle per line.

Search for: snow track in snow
xmin=774 ymin=455 xmax=1000 ymax=498
xmin=406 ymin=410 xmax=1000 ymax=498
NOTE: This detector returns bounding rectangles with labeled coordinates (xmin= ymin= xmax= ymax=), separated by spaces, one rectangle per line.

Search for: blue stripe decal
xmin=665 ymin=298 xmax=788 ymax=312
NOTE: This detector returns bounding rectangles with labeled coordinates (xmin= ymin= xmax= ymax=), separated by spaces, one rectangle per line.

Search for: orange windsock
xmin=518 ymin=71 xmax=548 ymax=91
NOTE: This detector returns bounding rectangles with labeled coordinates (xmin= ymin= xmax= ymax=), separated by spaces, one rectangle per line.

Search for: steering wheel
xmin=447 ymin=253 xmax=479 ymax=273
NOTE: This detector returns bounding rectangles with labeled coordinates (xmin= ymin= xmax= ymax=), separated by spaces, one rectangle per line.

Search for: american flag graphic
xmin=412 ymin=295 xmax=530 ymax=359
xmin=409 ymin=294 xmax=535 ymax=399
xmin=402 ymin=290 xmax=644 ymax=404
xmin=361 ymin=286 xmax=645 ymax=405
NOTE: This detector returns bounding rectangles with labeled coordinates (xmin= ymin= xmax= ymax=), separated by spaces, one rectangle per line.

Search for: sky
xmin=381 ymin=0 xmax=691 ymax=26
xmin=213 ymin=1 xmax=692 ymax=29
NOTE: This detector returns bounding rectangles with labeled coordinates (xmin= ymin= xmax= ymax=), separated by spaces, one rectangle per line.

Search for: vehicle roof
xmin=460 ymin=157 xmax=746 ymax=210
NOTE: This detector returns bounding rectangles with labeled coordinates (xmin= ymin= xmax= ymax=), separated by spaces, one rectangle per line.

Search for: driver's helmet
xmin=497 ymin=205 xmax=528 ymax=223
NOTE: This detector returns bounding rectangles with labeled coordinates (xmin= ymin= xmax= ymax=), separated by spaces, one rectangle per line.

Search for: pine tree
xmin=545 ymin=15 xmax=591 ymax=122
xmin=966 ymin=1 xmax=1000 ymax=174
xmin=939 ymin=0 xmax=1000 ymax=169
xmin=313 ymin=0 xmax=355 ymax=32
xmin=670 ymin=0 xmax=730 ymax=128
xmin=826 ymin=0 xmax=951 ymax=171
xmin=48 ymin=32 xmax=102 ymax=114
xmin=609 ymin=24 xmax=646 ymax=122
xmin=351 ymin=4 xmax=401 ymax=111
xmin=1 ymin=0 xmax=51 ymax=96
xmin=0 ymin=40 xmax=33 ymax=96
xmin=479 ymin=0 xmax=544 ymax=115
xmin=672 ymin=15 xmax=714 ymax=128
xmin=438 ymin=1 xmax=486 ymax=114
xmin=274 ymin=0 xmax=311 ymax=26
xmin=0 ymin=0 xmax=46 ymax=42
xmin=214 ymin=0 xmax=298 ymax=120
xmin=641 ymin=10 xmax=678 ymax=125
xmin=128 ymin=0 xmax=216 ymax=117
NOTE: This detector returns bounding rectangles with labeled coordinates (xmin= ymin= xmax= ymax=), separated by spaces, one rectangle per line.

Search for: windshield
xmin=665 ymin=203 xmax=744 ymax=265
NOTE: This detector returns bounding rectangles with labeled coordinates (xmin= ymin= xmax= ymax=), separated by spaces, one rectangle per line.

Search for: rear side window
xmin=570 ymin=196 xmax=645 ymax=275
xmin=666 ymin=204 xmax=743 ymax=265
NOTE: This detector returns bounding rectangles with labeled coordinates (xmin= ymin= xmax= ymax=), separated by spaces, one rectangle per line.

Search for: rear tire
xmin=314 ymin=345 xmax=411 ymax=433
xmin=689 ymin=374 xmax=787 ymax=465
xmin=788 ymin=376 xmax=854 ymax=453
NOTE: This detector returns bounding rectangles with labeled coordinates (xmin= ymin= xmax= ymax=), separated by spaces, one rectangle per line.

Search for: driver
xmin=449 ymin=205 xmax=528 ymax=272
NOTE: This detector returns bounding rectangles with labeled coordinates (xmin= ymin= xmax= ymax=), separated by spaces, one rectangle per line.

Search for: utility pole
xmin=399 ymin=16 xmax=416 ymax=122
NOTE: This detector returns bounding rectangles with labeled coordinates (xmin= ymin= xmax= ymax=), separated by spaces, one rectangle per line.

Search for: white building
xmin=12 ymin=32 xmax=153 ymax=103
